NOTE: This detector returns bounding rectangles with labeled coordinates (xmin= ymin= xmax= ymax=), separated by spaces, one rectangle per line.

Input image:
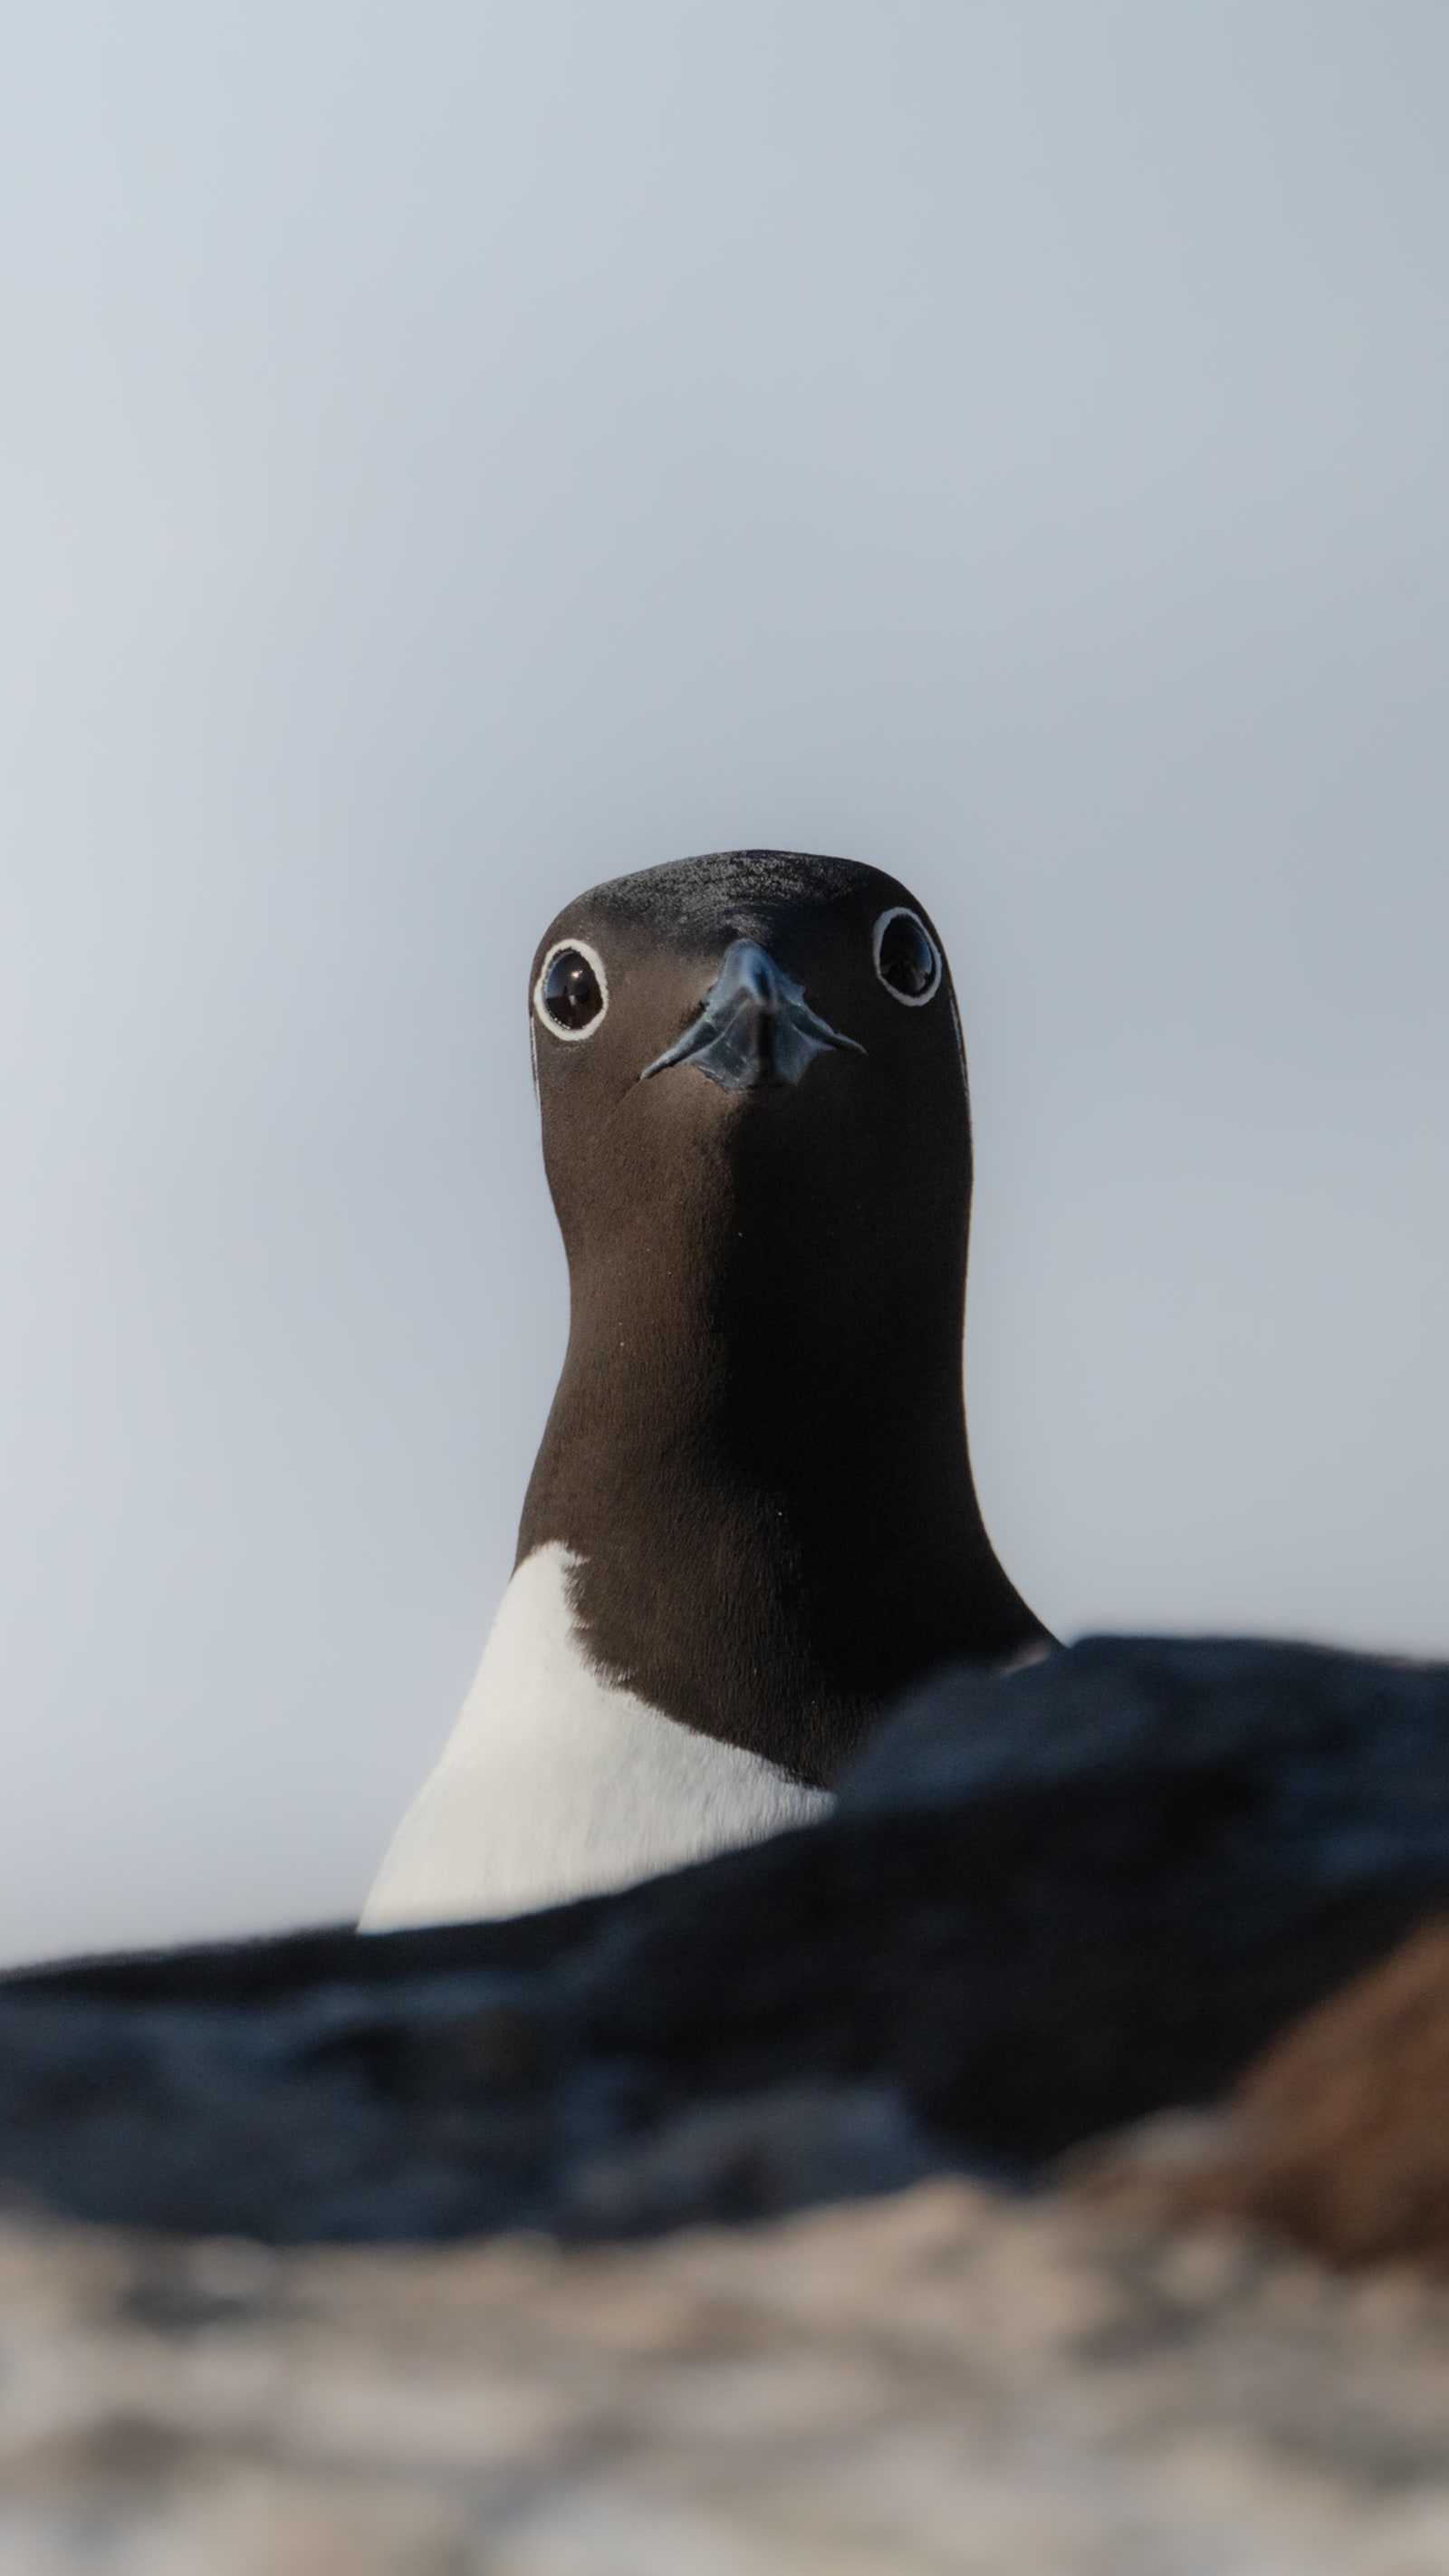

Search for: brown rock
xmin=1078 ymin=1912 xmax=1449 ymax=2269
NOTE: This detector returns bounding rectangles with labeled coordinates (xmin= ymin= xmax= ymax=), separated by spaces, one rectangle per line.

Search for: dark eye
xmin=535 ymin=941 xmax=608 ymax=1039
xmin=873 ymin=908 xmax=941 ymax=1005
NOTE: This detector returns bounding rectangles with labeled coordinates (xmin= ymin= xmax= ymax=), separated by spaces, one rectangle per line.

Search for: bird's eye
xmin=534 ymin=941 xmax=608 ymax=1039
xmin=872 ymin=908 xmax=941 ymax=1005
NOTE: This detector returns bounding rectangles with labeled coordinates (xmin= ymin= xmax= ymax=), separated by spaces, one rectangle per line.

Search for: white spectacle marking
xmin=871 ymin=904 xmax=943 ymax=1006
xmin=533 ymin=937 xmax=609 ymax=1041
xmin=360 ymin=1542 xmax=833 ymax=1928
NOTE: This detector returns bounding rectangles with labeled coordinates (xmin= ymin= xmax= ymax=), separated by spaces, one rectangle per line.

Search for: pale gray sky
xmin=2 ymin=1 xmax=1446 ymax=1964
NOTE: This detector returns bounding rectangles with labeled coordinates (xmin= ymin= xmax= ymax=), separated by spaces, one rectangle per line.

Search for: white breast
xmin=360 ymin=1542 xmax=834 ymax=1929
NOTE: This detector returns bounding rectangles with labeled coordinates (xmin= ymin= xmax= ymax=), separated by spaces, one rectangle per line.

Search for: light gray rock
xmin=5 ymin=2179 xmax=1449 ymax=2572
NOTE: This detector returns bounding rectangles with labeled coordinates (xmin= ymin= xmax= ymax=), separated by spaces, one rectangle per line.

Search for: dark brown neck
xmin=517 ymin=1200 xmax=1044 ymax=1783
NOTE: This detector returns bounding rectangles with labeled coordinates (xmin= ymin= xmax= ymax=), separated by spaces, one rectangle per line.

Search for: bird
xmin=360 ymin=849 xmax=1048 ymax=1928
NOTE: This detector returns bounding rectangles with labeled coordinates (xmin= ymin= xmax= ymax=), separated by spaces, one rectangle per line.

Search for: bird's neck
xmin=516 ymin=1247 xmax=1042 ymax=1783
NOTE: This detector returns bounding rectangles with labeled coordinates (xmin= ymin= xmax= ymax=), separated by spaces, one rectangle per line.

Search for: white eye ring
xmin=871 ymin=906 xmax=942 ymax=1006
xmin=533 ymin=938 xmax=609 ymax=1042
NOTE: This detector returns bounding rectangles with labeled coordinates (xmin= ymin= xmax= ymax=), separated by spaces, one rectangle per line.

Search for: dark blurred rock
xmin=841 ymin=1634 xmax=1449 ymax=1857
xmin=556 ymin=2080 xmax=945 ymax=2236
xmin=2 ymin=1636 xmax=1448 ymax=2243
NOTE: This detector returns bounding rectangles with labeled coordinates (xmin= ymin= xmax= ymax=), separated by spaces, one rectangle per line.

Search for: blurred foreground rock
xmin=5 ymin=2178 xmax=1449 ymax=2573
xmin=7 ymin=1637 xmax=1449 ymax=2570
xmin=1081 ymin=1912 xmax=1449 ymax=2269
xmin=5 ymin=1637 xmax=1449 ymax=2246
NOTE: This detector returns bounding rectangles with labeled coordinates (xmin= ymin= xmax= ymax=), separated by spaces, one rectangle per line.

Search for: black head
xmin=519 ymin=850 xmax=1044 ymax=1779
xmin=527 ymin=850 xmax=971 ymax=1316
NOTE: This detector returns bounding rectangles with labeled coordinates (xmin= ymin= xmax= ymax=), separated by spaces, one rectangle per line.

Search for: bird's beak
xmin=640 ymin=939 xmax=865 ymax=1093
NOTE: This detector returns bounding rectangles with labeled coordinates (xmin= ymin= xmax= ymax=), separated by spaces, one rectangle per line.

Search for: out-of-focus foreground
xmin=5 ymin=2178 xmax=1449 ymax=2576
xmin=8 ymin=1639 xmax=1449 ymax=2566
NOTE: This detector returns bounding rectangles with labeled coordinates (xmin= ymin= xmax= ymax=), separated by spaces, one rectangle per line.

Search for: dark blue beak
xmin=640 ymin=939 xmax=865 ymax=1093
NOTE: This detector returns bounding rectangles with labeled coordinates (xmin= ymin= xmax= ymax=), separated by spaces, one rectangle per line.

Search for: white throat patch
xmin=360 ymin=1542 xmax=834 ymax=1929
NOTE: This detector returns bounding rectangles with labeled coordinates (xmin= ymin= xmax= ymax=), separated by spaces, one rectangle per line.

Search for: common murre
xmin=360 ymin=850 xmax=1048 ymax=1927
